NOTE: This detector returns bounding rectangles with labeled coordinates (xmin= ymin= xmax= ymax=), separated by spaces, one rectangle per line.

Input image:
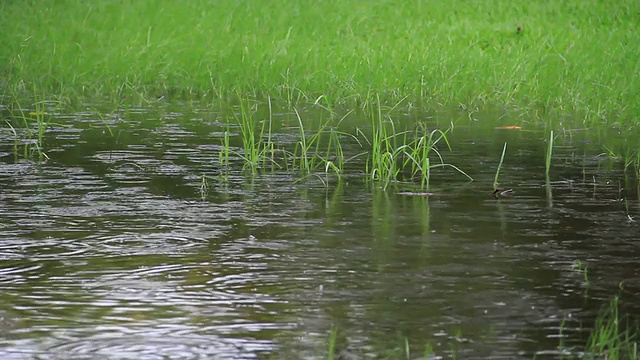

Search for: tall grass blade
xmin=546 ymin=130 xmax=554 ymax=178
xmin=327 ymin=326 xmax=338 ymax=360
xmin=494 ymin=143 xmax=507 ymax=191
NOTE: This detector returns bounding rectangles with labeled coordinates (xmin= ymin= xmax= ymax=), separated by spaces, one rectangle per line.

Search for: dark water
xmin=1 ymin=103 xmax=639 ymax=359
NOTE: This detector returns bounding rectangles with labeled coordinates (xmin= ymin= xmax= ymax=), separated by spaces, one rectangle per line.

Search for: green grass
xmin=582 ymin=297 xmax=638 ymax=360
xmin=4 ymin=88 xmax=64 ymax=161
xmin=493 ymin=142 xmax=508 ymax=191
xmin=1 ymin=0 xmax=639 ymax=125
xmin=359 ymin=100 xmax=471 ymax=190
xmin=363 ymin=98 xmax=404 ymax=189
xmin=327 ymin=326 xmax=338 ymax=360
xmin=402 ymin=127 xmax=472 ymax=190
xmin=232 ymin=95 xmax=278 ymax=172
xmin=571 ymin=259 xmax=589 ymax=284
xmin=325 ymin=327 xmax=439 ymax=360
xmin=551 ymin=296 xmax=638 ymax=360
xmin=227 ymin=98 xmax=467 ymax=187
xmin=546 ymin=130 xmax=554 ymax=178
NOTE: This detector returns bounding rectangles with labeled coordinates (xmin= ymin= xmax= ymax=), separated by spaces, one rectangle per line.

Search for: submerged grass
xmin=325 ymin=326 xmax=440 ymax=360
xmin=571 ymin=260 xmax=589 ymax=284
xmin=1 ymin=0 xmax=639 ymax=125
xmin=323 ymin=297 xmax=639 ymax=359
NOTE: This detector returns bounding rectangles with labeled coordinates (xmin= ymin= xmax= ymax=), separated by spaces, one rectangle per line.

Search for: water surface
xmin=1 ymin=103 xmax=639 ymax=359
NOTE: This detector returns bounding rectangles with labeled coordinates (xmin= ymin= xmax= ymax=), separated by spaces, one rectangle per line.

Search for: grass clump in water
xmin=4 ymin=90 xmax=66 ymax=161
xmin=360 ymin=107 xmax=471 ymax=190
xmin=583 ymin=297 xmax=638 ymax=360
xmin=232 ymin=96 xmax=279 ymax=172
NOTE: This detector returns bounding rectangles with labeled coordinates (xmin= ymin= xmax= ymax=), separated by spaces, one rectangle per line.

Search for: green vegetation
xmin=546 ymin=296 xmax=638 ymax=360
xmin=546 ymin=130 xmax=554 ymax=178
xmin=2 ymin=88 xmax=467 ymax=188
xmin=572 ymin=259 xmax=589 ymax=284
xmin=290 ymin=107 xmax=353 ymax=180
xmin=358 ymin=97 xmax=471 ymax=190
xmin=233 ymin=96 xmax=278 ymax=172
xmin=250 ymin=99 xmax=471 ymax=188
xmin=2 ymin=0 xmax=637 ymax=184
xmin=327 ymin=326 xmax=338 ymax=360
xmin=325 ymin=327 xmax=440 ymax=360
xmin=1 ymin=0 xmax=639 ymax=125
xmin=3 ymin=89 xmax=64 ymax=161
xmin=582 ymin=297 xmax=638 ymax=360
xmin=493 ymin=142 xmax=508 ymax=191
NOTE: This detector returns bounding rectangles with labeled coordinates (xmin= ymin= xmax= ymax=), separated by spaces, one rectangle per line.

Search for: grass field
xmin=1 ymin=0 xmax=639 ymax=125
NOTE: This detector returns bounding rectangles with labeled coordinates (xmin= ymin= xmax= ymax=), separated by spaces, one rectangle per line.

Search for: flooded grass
xmin=233 ymin=96 xmax=277 ymax=172
xmin=1 ymin=105 xmax=640 ymax=358
xmin=1 ymin=1 xmax=640 ymax=358
xmin=290 ymin=107 xmax=351 ymax=179
xmin=0 ymin=95 xmax=462 ymax=189
xmin=577 ymin=297 xmax=639 ymax=360
xmin=571 ymin=260 xmax=589 ymax=285
xmin=1 ymin=0 xmax=639 ymax=125
xmin=3 ymin=89 xmax=63 ymax=161
xmin=323 ymin=297 xmax=639 ymax=359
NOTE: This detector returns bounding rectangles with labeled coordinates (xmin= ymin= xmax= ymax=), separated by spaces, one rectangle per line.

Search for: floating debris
xmin=492 ymin=188 xmax=515 ymax=198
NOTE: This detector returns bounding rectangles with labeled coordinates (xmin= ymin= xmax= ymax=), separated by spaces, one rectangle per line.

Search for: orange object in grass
xmin=494 ymin=125 xmax=522 ymax=130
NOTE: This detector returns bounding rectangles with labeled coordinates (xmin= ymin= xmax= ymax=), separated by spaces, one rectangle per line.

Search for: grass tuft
xmin=584 ymin=297 xmax=638 ymax=360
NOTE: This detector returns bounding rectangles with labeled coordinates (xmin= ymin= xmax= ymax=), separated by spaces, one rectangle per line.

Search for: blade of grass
xmin=494 ymin=142 xmax=507 ymax=191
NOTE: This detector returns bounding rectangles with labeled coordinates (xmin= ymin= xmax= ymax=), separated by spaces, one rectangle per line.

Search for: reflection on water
xmin=0 ymin=105 xmax=639 ymax=359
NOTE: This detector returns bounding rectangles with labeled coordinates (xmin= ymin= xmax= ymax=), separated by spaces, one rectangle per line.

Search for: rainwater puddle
xmin=1 ymin=105 xmax=639 ymax=359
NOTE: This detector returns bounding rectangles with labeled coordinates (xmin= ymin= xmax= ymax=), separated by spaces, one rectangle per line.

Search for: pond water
xmin=1 ymin=103 xmax=639 ymax=359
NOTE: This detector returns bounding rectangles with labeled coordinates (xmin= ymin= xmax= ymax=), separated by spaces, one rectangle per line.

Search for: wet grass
xmin=3 ymin=90 xmax=65 ymax=161
xmin=1 ymin=0 xmax=639 ymax=126
xmin=2 ymin=94 xmax=466 ymax=189
xmin=581 ymin=297 xmax=638 ymax=360
xmin=571 ymin=260 xmax=589 ymax=284
xmin=357 ymin=99 xmax=472 ymax=190
xmin=227 ymin=99 xmax=470 ymax=188
xmin=549 ymin=296 xmax=638 ymax=360
xmin=291 ymin=108 xmax=349 ymax=178
xmin=546 ymin=130 xmax=555 ymax=178
xmin=493 ymin=142 xmax=508 ymax=191
xmin=233 ymin=96 xmax=277 ymax=172
xmin=326 ymin=327 xmax=440 ymax=360
xmin=3 ymin=0 xmax=639 ymax=187
xmin=326 ymin=326 xmax=338 ymax=360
